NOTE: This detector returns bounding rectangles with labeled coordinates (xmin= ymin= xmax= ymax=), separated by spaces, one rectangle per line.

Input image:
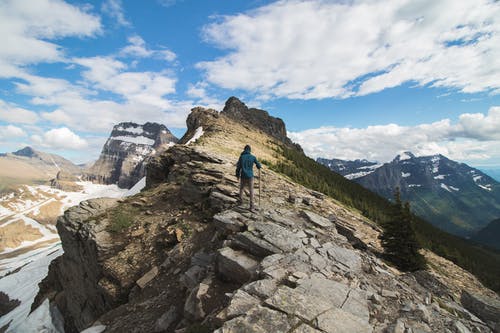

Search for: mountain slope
xmin=0 ymin=147 xmax=81 ymax=193
xmin=317 ymin=157 xmax=381 ymax=179
xmin=32 ymin=98 xmax=500 ymax=333
xmin=354 ymin=152 xmax=500 ymax=237
xmin=472 ymin=218 xmax=500 ymax=251
xmin=86 ymin=122 xmax=178 ymax=189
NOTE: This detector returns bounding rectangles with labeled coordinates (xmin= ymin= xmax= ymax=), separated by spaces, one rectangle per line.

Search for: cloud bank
xmin=199 ymin=0 xmax=500 ymax=99
xmin=289 ymin=106 xmax=500 ymax=163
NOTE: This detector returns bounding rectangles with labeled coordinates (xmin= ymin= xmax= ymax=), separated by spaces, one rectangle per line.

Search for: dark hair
xmin=244 ymin=145 xmax=251 ymax=152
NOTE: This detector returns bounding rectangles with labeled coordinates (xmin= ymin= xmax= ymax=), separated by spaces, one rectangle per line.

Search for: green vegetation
xmin=107 ymin=208 xmax=137 ymax=233
xmin=269 ymin=145 xmax=500 ymax=292
xmin=380 ymin=189 xmax=426 ymax=271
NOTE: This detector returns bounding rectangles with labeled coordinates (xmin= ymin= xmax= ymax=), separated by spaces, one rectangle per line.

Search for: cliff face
xmin=34 ymin=100 xmax=500 ymax=333
xmin=86 ymin=122 xmax=178 ymax=189
xmin=220 ymin=97 xmax=302 ymax=151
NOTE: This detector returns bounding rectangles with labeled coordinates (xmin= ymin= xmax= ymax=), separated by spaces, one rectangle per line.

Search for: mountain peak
xmin=222 ymin=96 xmax=247 ymax=114
xmin=13 ymin=146 xmax=37 ymax=158
xmin=394 ymin=151 xmax=415 ymax=162
xmin=219 ymin=97 xmax=301 ymax=151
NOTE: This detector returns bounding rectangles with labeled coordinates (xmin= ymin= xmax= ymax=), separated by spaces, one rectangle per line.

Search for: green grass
xmin=107 ymin=208 xmax=137 ymax=233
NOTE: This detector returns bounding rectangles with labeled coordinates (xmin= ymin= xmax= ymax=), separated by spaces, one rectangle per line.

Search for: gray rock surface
xmin=461 ymin=290 xmax=500 ymax=332
xmin=217 ymin=247 xmax=259 ymax=284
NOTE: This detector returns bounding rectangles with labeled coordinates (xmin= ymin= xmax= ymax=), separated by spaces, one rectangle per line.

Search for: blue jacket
xmin=236 ymin=147 xmax=261 ymax=179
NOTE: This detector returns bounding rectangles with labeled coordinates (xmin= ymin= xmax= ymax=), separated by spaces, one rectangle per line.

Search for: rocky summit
xmin=86 ymin=122 xmax=178 ymax=189
xmin=33 ymin=99 xmax=500 ymax=333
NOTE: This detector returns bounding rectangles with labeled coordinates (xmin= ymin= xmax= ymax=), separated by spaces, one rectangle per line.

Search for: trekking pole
xmin=259 ymin=168 xmax=262 ymax=207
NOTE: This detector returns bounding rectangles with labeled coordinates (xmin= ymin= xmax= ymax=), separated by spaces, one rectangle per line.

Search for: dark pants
xmin=239 ymin=177 xmax=254 ymax=208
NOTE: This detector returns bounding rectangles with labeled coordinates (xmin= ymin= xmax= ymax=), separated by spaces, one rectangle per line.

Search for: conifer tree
xmin=381 ymin=188 xmax=426 ymax=271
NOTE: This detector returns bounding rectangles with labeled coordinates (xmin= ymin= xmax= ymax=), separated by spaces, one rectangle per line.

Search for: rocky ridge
xmin=34 ymin=101 xmax=500 ymax=333
xmin=86 ymin=122 xmax=178 ymax=189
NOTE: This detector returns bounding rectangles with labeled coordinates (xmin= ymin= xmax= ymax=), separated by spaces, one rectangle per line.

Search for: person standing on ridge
xmin=236 ymin=144 xmax=262 ymax=211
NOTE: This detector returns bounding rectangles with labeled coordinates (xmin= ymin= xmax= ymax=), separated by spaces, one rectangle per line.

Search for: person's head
xmin=244 ymin=144 xmax=251 ymax=152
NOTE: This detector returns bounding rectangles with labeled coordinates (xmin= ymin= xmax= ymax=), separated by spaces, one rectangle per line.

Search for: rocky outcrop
xmin=50 ymin=170 xmax=83 ymax=192
xmin=86 ymin=122 xmax=178 ymax=189
xmin=0 ymin=291 xmax=20 ymax=317
xmin=221 ymin=97 xmax=302 ymax=151
xmin=33 ymin=198 xmax=125 ymax=332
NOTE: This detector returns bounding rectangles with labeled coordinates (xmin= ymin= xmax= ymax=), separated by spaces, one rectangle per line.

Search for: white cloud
xmin=101 ymin=0 xmax=130 ymax=27
xmin=289 ymin=106 xmax=500 ymax=163
xmin=74 ymin=56 xmax=177 ymax=108
xmin=120 ymin=35 xmax=176 ymax=62
xmin=198 ymin=0 xmax=500 ymax=99
xmin=186 ymin=82 xmax=224 ymax=110
xmin=0 ymin=100 xmax=40 ymax=124
xmin=0 ymin=0 xmax=101 ymax=77
xmin=31 ymin=127 xmax=87 ymax=150
xmin=0 ymin=125 xmax=26 ymax=138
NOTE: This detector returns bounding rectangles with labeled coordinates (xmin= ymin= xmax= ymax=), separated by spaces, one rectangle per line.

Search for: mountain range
xmin=318 ymin=152 xmax=500 ymax=238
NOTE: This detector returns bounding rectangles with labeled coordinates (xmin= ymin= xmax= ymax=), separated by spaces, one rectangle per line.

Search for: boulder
xmin=461 ymin=290 xmax=500 ymax=332
xmin=136 ymin=266 xmax=159 ymax=289
xmin=216 ymin=247 xmax=259 ymax=284
xmin=153 ymin=306 xmax=178 ymax=332
xmin=214 ymin=305 xmax=295 ymax=333
xmin=315 ymin=308 xmax=373 ymax=333
xmin=264 ymin=286 xmax=332 ymax=321
xmin=231 ymin=231 xmax=282 ymax=257
xmin=302 ymin=210 xmax=334 ymax=229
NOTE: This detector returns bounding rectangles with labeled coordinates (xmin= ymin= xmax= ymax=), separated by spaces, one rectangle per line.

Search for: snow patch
xmin=112 ymin=135 xmax=155 ymax=146
xmin=186 ymin=126 xmax=204 ymax=145
xmin=116 ymin=125 xmax=144 ymax=134
xmin=440 ymin=183 xmax=453 ymax=192
xmin=81 ymin=325 xmax=107 ymax=333
xmin=402 ymin=172 xmax=411 ymax=178
xmin=434 ymin=175 xmax=446 ymax=180
xmin=15 ymin=299 xmax=64 ymax=333
xmin=0 ymin=244 xmax=63 ymax=332
xmin=408 ymin=184 xmax=422 ymax=187
xmin=449 ymin=186 xmax=459 ymax=191
xmin=345 ymin=171 xmax=374 ymax=179
xmin=398 ymin=152 xmax=413 ymax=160
xmin=126 ymin=177 xmax=146 ymax=196
xmin=478 ymin=184 xmax=492 ymax=191
xmin=359 ymin=164 xmax=382 ymax=170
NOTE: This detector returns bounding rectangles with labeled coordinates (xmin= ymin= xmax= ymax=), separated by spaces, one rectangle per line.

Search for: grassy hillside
xmin=267 ymin=145 xmax=500 ymax=293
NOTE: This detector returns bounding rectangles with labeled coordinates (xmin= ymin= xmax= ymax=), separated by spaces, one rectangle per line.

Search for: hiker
xmin=236 ymin=144 xmax=262 ymax=211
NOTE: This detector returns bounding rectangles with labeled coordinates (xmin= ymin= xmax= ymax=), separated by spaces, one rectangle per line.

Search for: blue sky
xmin=0 ymin=0 xmax=499 ymax=167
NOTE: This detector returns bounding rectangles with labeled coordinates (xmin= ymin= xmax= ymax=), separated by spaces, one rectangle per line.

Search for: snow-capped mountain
xmin=317 ymin=157 xmax=382 ymax=179
xmin=86 ymin=122 xmax=178 ymax=189
xmin=355 ymin=152 xmax=500 ymax=237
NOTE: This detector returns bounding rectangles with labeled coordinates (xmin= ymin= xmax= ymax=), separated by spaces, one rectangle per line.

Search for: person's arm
xmin=236 ymin=157 xmax=242 ymax=178
xmin=254 ymin=156 xmax=262 ymax=169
